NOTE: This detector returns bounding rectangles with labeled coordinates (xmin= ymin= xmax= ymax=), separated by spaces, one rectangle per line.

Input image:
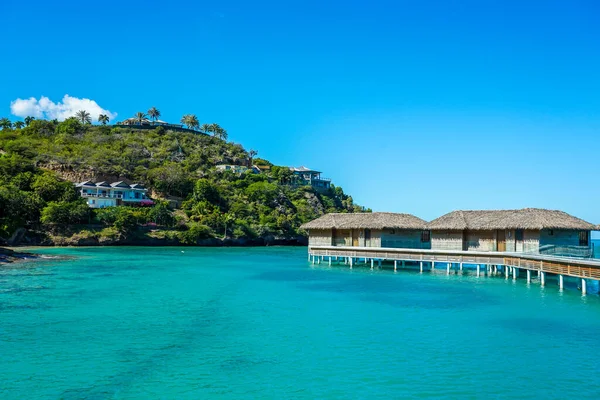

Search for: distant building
xmin=118 ymin=118 xmax=184 ymax=129
xmin=290 ymin=166 xmax=331 ymax=191
xmin=76 ymin=181 xmax=154 ymax=208
xmin=216 ymin=165 xmax=260 ymax=174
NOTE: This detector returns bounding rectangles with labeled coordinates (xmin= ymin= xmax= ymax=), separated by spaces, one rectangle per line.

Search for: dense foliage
xmin=0 ymin=117 xmax=368 ymax=244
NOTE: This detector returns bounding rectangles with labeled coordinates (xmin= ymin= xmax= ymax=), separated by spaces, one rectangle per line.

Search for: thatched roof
xmin=300 ymin=212 xmax=427 ymax=230
xmin=428 ymin=208 xmax=595 ymax=231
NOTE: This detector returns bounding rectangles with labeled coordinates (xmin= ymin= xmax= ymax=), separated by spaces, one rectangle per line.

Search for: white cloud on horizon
xmin=10 ymin=95 xmax=117 ymax=123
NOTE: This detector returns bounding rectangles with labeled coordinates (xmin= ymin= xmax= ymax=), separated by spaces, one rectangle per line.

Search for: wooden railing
xmin=309 ymin=245 xmax=600 ymax=280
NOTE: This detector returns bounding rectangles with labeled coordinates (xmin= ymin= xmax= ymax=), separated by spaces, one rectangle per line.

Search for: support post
xmin=460 ymin=263 xmax=463 ymax=271
xmin=540 ymin=271 xmax=545 ymax=286
xmin=328 ymin=256 xmax=332 ymax=266
xmin=312 ymin=255 xmax=315 ymax=265
xmin=431 ymin=261 xmax=435 ymax=270
xmin=371 ymin=259 xmax=374 ymax=270
xmin=513 ymin=267 xmax=517 ymax=280
xmin=394 ymin=260 xmax=397 ymax=271
xmin=477 ymin=264 xmax=480 ymax=277
xmin=447 ymin=263 xmax=451 ymax=275
xmin=527 ymin=270 xmax=531 ymax=283
xmin=559 ymin=275 xmax=564 ymax=290
xmin=581 ymin=278 xmax=587 ymax=295
xmin=349 ymin=257 xmax=353 ymax=269
xmin=420 ymin=261 xmax=423 ymax=273
xmin=505 ymin=265 xmax=509 ymax=278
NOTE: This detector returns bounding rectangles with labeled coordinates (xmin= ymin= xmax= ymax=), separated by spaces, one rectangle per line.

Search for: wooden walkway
xmin=308 ymin=245 xmax=600 ymax=293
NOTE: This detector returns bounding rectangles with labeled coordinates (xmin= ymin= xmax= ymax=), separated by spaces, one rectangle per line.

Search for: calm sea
xmin=1 ymin=246 xmax=600 ymax=399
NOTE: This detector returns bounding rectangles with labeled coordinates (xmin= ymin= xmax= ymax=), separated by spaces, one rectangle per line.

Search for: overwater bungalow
xmin=300 ymin=212 xmax=430 ymax=249
xmin=303 ymin=209 xmax=599 ymax=294
xmin=428 ymin=208 xmax=595 ymax=257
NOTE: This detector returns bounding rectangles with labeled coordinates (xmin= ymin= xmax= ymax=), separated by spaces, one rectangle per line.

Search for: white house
xmin=76 ymin=181 xmax=153 ymax=208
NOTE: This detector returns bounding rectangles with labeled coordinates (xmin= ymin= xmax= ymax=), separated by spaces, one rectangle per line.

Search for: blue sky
xmin=1 ymin=0 xmax=599 ymax=229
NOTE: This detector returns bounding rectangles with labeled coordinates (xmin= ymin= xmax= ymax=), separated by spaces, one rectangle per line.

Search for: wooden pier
xmin=308 ymin=245 xmax=600 ymax=294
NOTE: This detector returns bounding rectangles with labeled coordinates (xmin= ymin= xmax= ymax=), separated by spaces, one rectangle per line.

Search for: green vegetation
xmin=0 ymin=116 xmax=368 ymax=245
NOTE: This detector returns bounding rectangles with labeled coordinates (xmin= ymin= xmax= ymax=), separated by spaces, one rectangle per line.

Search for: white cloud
xmin=10 ymin=95 xmax=117 ymax=123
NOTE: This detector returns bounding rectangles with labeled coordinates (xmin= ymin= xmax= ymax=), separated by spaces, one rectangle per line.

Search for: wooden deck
xmin=308 ymin=246 xmax=600 ymax=280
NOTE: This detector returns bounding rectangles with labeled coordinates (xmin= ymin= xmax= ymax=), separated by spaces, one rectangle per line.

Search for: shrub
xmin=179 ymin=223 xmax=214 ymax=244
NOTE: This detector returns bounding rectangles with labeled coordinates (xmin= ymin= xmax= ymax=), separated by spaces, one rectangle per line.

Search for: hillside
xmin=0 ymin=117 xmax=368 ymax=246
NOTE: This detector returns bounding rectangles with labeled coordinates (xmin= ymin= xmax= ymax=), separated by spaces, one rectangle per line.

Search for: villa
xmin=301 ymin=212 xmax=429 ymax=248
xmin=290 ymin=166 xmax=331 ymax=191
xmin=428 ymin=209 xmax=594 ymax=256
xmin=302 ymin=208 xmax=595 ymax=257
xmin=76 ymin=181 xmax=153 ymax=208
xmin=118 ymin=118 xmax=183 ymax=129
xmin=216 ymin=165 xmax=261 ymax=174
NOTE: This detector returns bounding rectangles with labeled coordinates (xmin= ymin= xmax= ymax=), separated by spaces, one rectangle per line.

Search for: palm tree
xmin=98 ymin=114 xmax=110 ymax=125
xmin=200 ymin=123 xmax=211 ymax=134
xmin=24 ymin=116 xmax=35 ymax=126
xmin=210 ymin=123 xmax=228 ymax=141
xmin=223 ymin=213 xmax=235 ymax=239
xmin=13 ymin=121 xmax=25 ymax=129
xmin=187 ymin=114 xmax=199 ymax=130
xmin=75 ymin=110 xmax=92 ymax=124
xmin=0 ymin=118 xmax=12 ymax=130
xmin=147 ymin=107 xmax=160 ymax=122
xmin=134 ymin=112 xmax=147 ymax=125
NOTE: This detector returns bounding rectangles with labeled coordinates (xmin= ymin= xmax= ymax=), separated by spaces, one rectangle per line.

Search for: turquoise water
xmin=2 ymin=246 xmax=600 ymax=399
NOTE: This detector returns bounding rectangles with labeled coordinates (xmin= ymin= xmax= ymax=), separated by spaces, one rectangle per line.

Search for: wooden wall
xmin=308 ymin=229 xmax=333 ymax=247
xmin=431 ymin=230 xmax=463 ymax=251
xmin=522 ymin=230 xmax=540 ymax=252
xmin=465 ymin=230 xmax=496 ymax=251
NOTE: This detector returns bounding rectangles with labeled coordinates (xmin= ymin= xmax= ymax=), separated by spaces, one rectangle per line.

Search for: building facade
xmin=301 ymin=212 xmax=430 ymax=249
xmin=76 ymin=181 xmax=153 ymax=208
xmin=303 ymin=209 xmax=595 ymax=257
xmin=290 ymin=166 xmax=331 ymax=191
xmin=426 ymin=209 xmax=594 ymax=256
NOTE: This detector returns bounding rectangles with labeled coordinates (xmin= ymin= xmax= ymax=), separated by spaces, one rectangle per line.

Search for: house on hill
xmin=300 ymin=212 xmax=430 ymax=249
xmin=290 ymin=166 xmax=331 ymax=191
xmin=76 ymin=181 xmax=153 ymax=208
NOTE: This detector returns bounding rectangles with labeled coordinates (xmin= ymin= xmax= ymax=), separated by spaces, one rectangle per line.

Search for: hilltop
xmin=0 ymin=116 xmax=368 ymax=246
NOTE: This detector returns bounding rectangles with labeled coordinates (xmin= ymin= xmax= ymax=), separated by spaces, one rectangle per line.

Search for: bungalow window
xmin=515 ymin=229 xmax=523 ymax=241
xmin=421 ymin=231 xmax=430 ymax=243
xmin=548 ymin=230 xmax=554 ymax=236
xmin=579 ymin=231 xmax=589 ymax=246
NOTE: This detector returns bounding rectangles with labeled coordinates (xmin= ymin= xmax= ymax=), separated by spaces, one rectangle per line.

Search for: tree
xmin=248 ymin=149 xmax=258 ymax=165
xmin=210 ymin=123 xmax=228 ymax=141
xmin=24 ymin=116 xmax=35 ymax=126
xmin=200 ymin=123 xmax=211 ymax=134
xmin=181 ymin=114 xmax=199 ymax=130
xmin=0 ymin=118 xmax=12 ymax=130
xmin=75 ymin=110 xmax=92 ymax=124
xmin=56 ymin=118 xmax=83 ymax=135
xmin=40 ymin=200 xmax=90 ymax=225
xmin=134 ymin=112 xmax=147 ymax=125
xmin=223 ymin=213 xmax=234 ymax=238
xmin=147 ymin=107 xmax=160 ymax=122
xmin=13 ymin=121 xmax=25 ymax=129
xmin=98 ymin=114 xmax=110 ymax=125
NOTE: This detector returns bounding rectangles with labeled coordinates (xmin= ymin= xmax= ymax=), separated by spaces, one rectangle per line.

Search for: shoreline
xmin=0 ymin=247 xmax=37 ymax=264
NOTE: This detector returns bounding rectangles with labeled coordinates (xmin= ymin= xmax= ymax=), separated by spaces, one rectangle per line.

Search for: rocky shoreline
xmin=0 ymin=247 xmax=36 ymax=264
